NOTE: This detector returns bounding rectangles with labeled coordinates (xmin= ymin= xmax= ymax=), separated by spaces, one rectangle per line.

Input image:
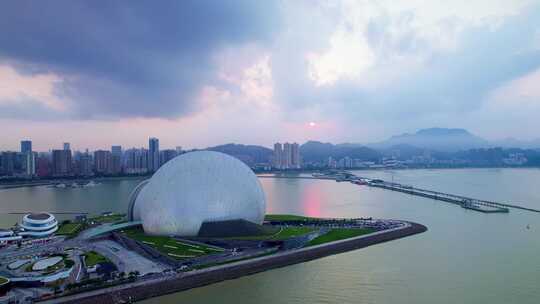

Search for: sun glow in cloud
xmin=491 ymin=68 xmax=540 ymax=102
xmin=307 ymin=28 xmax=375 ymax=86
xmin=305 ymin=0 xmax=535 ymax=89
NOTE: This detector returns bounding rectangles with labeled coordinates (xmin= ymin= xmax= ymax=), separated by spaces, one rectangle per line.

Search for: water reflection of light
xmin=301 ymin=182 xmax=323 ymax=217
xmin=259 ymin=178 xmax=276 ymax=214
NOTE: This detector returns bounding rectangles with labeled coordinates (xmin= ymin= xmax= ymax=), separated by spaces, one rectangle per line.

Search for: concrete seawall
xmin=43 ymin=222 xmax=427 ymax=304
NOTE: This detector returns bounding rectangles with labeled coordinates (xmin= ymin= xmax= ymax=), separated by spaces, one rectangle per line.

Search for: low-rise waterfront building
xmin=0 ymin=229 xmax=22 ymax=245
xmin=18 ymin=213 xmax=58 ymax=237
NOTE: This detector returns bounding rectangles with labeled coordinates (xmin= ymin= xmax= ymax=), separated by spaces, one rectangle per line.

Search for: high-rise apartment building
xmin=0 ymin=152 xmax=16 ymax=176
xmin=20 ymin=140 xmax=32 ymax=154
xmin=25 ymin=152 xmax=36 ymax=176
xmin=20 ymin=140 xmax=35 ymax=176
xmin=111 ymin=145 xmax=122 ymax=156
xmin=52 ymin=149 xmax=72 ymax=176
xmin=273 ymin=143 xmax=283 ymax=169
xmin=111 ymin=145 xmax=122 ymax=174
xmin=36 ymin=154 xmax=50 ymax=177
xmin=94 ymin=150 xmax=112 ymax=174
xmin=290 ymin=143 xmax=301 ymax=169
xmin=328 ymin=156 xmax=336 ymax=168
xmin=148 ymin=137 xmax=159 ymax=172
xmin=160 ymin=149 xmax=178 ymax=166
xmin=63 ymin=143 xmax=70 ymax=151
xmin=125 ymin=148 xmax=149 ymax=174
xmin=78 ymin=152 xmax=92 ymax=176
xmin=283 ymin=143 xmax=292 ymax=168
xmin=273 ymin=142 xmax=302 ymax=169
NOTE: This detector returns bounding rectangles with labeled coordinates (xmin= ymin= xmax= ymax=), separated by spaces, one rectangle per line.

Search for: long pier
xmin=360 ymin=179 xmax=540 ymax=213
xmin=258 ymin=173 xmax=540 ymax=214
xmin=366 ymin=183 xmax=509 ymax=213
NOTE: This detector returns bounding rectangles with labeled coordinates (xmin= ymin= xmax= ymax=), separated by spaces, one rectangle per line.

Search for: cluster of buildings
xmin=323 ymin=156 xmax=469 ymax=169
xmin=272 ymin=142 xmax=301 ymax=169
xmin=0 ymin=213 xmax=58 ymax=244
xmin=502 ymin=153 xmax=528 ymax=166
xmin=0 ymin=140 xmax=36 ymax=177
xmin=4 ymin=138 xmax=531 ymax=177
xmin=326 ymin=157 xmax=378 ymax=169
xmin=0 ymin=138 xmax=184 ymax=178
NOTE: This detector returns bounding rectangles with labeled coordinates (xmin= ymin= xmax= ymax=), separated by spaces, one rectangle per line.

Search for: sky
xmin=1 ymin=0 xmax=540 ymax=151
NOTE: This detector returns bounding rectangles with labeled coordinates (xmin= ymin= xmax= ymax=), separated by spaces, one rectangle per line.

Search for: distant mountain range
xmin=300 ymin=141 xmax=380 ymax=163
xmin=204 ymin=142 xmax=381 ymax=165
xmin=202 ymin=128 xmax=540 ymax=166
xmin=369 ymin=128 xmax=489 ymax=152
xmin=369 ymin=127 xmax=540 ymax=152
xmin=206 ymin=143 xmax=272 ymax=165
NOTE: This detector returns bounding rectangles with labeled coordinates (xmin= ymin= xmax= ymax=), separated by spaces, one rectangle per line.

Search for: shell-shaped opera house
xmin=128 ymin=151 xmax=266 ymax=237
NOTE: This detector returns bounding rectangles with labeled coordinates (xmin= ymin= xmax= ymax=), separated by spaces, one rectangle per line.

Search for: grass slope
xmin=308 ymin=228 xmax=373 ymax=246
xmin=0 ymin=276 xmax=8 ymax=285
xmin=228 ymin=226 xmax=315 ymax=240
xmin=57 ymin=223 xmax=82 ymax=236
xmin=89 ymin=213 xmax=125 ymax=224
xmin=121 ymin=228 xmax=223 ymax=260
xmin=83 ymin=251 xmax=109 ymax=267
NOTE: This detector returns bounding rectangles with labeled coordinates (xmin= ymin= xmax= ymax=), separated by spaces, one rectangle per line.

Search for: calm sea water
xmin=1 ymin=168 xmax=539 ymax=304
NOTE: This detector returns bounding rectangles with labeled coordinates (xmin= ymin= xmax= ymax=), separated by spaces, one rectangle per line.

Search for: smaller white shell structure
xmin=129 ymin=151 xmax=266 ymax=236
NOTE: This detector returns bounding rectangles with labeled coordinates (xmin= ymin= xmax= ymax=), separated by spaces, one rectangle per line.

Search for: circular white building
xmin=128 ymin=151 xmax=266 ymax=236
xmin=19 ymin=213 xmax=58 ymax=237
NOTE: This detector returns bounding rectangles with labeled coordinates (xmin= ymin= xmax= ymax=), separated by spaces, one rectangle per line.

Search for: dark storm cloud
xmin=0 ymin=0 xmax=281 ymax=119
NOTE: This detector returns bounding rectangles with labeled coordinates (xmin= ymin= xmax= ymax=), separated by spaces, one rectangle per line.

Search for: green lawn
xmin=24 ymin=262 xmax=35 ymax=272
xmin=121 ymin=228 xmax=223 ymax=260
xmin=43 ymin=262 xmax=64 ymax=275
xmin=83 ymin=251 xmax=109 ymax=267
xmin=307 ymin=228 xmax=374 ymax=246
xmin=89 ymin=213 xmax=125 ymax=224
xmin=0 ymin=276 xmax=8 ymax=285
xmin=273 ymin=226 xmax=315 ymax=240
xmin=227 ymin=226 xmax=315 ymax=240
xmin=56 ymin=223 xmax=83 ymax=236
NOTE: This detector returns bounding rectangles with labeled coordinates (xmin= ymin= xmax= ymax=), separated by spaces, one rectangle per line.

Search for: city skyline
xmin=0 ymin=2 xmax=539 ymax=303
xmin=1 ymin=1 xmax=540 ymax=150
xmin=1 ymin=122 xmax=540 ymax=152
xmin=0 ymin=137 xmax=189 ymax=178
xmin=2 ymin=127 xmax=540 ymax=153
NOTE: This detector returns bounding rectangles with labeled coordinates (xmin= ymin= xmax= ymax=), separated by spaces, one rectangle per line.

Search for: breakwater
xmin=40 ymin=222 xmax=427 ymax=304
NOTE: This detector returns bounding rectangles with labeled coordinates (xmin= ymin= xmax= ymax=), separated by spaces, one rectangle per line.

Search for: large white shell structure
xmin=128 ymin=151 xmax=266 ymax=236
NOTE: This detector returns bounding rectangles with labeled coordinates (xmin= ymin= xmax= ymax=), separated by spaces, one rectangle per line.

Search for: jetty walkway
xmin=258 ymin=173 xmax=540 ymax=214
xmin=365 ymin=181 xmax=539 ymax=213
